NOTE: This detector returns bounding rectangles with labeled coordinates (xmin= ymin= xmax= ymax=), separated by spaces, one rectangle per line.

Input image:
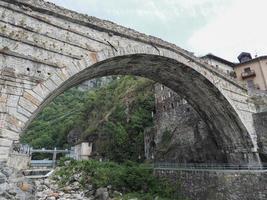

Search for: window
xmin=244 ymin=67 xmax=251 ymax=73
xmin=171 ymin=103 xmax=174 ymax=109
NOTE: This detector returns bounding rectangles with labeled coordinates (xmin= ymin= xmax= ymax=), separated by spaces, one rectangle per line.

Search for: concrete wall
xmin=73 ymin=142 xmax=92 ymax=160
xmin=155 ymin=169 xmax=267 ymax=200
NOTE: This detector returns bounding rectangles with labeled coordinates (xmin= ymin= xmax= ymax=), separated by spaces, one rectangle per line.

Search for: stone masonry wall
xmin=253 ymin=111 xmax=267 ymax=162
xmin=155 ymin=169 xmax=267 ymax=200
xmin=153 ymin=83 xmax=228 ymax=163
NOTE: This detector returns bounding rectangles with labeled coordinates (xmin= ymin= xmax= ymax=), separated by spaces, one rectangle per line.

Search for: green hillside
xmin=21 ymin=76 xmax=155 ymax=162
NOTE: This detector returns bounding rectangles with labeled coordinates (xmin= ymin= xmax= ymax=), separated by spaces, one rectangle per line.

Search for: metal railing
xmin=30 ymin=147 xmax=73 ymax=168
xmin=241 ymin=70 xmax=256 ymax=79
xmin=30 ymin=160 xmax=56 ymax=168
xmin=153 ymin=162 xmax=267 ymax=171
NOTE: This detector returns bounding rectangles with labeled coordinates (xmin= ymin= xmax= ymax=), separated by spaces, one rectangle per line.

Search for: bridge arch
xmin=0 ymin=0 xmax=259 ymax=164
xmin=22 ymin=50 xmax=254 ymax=164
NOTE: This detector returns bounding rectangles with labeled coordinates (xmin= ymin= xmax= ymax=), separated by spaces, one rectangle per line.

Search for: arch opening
xmin=23 ymin=54 xmax=255 ymax=164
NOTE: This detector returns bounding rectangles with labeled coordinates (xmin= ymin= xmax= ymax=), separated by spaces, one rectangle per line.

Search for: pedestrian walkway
xmin=153 ymin=162 xmax=267 ymax=173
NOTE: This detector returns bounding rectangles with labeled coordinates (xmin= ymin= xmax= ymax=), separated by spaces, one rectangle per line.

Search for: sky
xmin=46 ymin=0 xmax=267 ymax=62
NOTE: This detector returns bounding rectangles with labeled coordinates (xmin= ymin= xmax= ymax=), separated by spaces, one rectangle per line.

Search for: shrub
xmin=55 ymin=159 xmax=186 ymax=199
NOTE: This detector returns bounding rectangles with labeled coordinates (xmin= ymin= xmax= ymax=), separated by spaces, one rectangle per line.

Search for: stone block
xmin=0 ymin=94 xmax=7 ymax=103
xmin=1 ymin=86 xmax=23 ymax=96
xmin=33 ymin=84 xmax=51 ymax=99
xmin=18 ymin=97 xmax=38 ymax=113
xmin=56 ymin=70 xmax=70 ymax=82
xmin=0 ymin=103 xmax=7 ymax=112
xmin=6 ymin=115 xmax=24 ymax=132
xmin=0 ymin=146 xmax=10 ymax=154
xmin=0 ymin=154 xmax=8 ymax=161
xmin=17 ymin=106 xmax=32 ymax=118
xmin=23 ymin=91 xmax=41 ymax=106
xmin=50 ymin=73 xmax=64 ymax=86
xmin=0 ymin=113 xmax=7 ymax=129
xmin=43 ymin=78 xmax=58 ymax=92
xmin=0 ymin=138 xmax=13 ymax=147
xmin=6 ymin=95 xmax=20 ymax=107
xmin=0 ymin=129 xmax=19 ymax=140
xmin=8 ymin=107 xmax=29 ymax=123
xmin=24 ymin=89 xmax=43 ymax=102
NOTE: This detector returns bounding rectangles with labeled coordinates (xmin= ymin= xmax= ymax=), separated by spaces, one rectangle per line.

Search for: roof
xmin=201 ymin=54 xmax=235 ymax=67
xmin=234 ymin=55 xmax=267 ymax=67
xmin=238 ymin=52 xmax=252 ymax=61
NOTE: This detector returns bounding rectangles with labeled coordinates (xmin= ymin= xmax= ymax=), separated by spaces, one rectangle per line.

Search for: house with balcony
xmin=234 ymin=52 xmax=267 ymax=91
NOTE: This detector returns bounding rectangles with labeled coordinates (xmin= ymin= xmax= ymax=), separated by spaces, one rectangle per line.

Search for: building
xmin=78 ymin=76 xmax=116 ymax=91
xmin=72 ymin=142 xmax=93 ymax=160
xmin=234 ymin=52 xmax=267 ymax=91
xmin=201 ymin=53 xmax=235 ymax=76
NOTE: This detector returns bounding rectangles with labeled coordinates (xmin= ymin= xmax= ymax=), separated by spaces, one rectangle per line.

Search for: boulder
xmin=95 ymin=187 xmax=109 ymax=200
xmin=19 ymin=182 xmax=33 ymax=192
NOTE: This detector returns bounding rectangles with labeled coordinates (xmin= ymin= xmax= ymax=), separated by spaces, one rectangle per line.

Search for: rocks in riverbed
xmin=34 ymin=175 xmax=127 ymax=200
xmin=0 ymin=164 xmax=125 ymax=200
xmin=34 ymin=178 xmax=98 ymax=199
xmin=95 ymin=187 xmax=109 ymax=200
xmin=0 ymin=164 xmax=35 ymax=200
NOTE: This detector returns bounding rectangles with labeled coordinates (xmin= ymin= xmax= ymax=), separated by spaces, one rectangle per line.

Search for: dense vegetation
xmin=56 ymin=159 xmax=185 ymax=200
xmin=21 ymin=76 xmax=186 ymax=199
xmin=21 ymin=76 xmax=155 ymax=162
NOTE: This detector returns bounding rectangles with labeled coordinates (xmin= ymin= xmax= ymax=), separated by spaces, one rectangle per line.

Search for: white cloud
xmin=188 ymin=0 xmax=267 ymax=62
xmin=47 ymin=0 xmax=227 ymax=48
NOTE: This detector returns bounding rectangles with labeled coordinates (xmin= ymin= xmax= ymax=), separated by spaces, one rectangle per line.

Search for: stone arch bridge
xmin=0 ymin=0 xmax=260 ymax=164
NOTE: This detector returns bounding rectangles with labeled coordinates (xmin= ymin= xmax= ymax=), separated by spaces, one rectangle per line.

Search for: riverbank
xmin=0 ymin=160 xmax=186 ymax=200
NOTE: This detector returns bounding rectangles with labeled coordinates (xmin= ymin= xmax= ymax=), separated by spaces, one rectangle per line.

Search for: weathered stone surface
xmin=253 ymin=111 xmax=267 ymax=162
xmin=155 ymin=169 xmax=267 ymax=200
xmin=17 ymin=105 xmax=32 ymax=118
xmin=23 ymin=91 xmax=41 ymax=106
xmin=0 ymin=147 xmax=11 ymax=155
xmin=0 ymin=138 xmax=12 ymax=147
xmin=151 ymin=83 xmax=229 ymax=163
xmin=0 ymin=94 xmax=7 ymax=103
xmin=95 ymin=187 xmax=109 ymax=200
xmin=0 ymin=163 xmax=35 ymax=200
xmin=18 ymin=97 xmax=38 ymax=113
xmin=0 ymin=172 xmax=6 ymax=184
xmin=6 ymin=95 xmax=20 ymax=107
xmin=6 ymin=114 xmax=25 ymax=132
